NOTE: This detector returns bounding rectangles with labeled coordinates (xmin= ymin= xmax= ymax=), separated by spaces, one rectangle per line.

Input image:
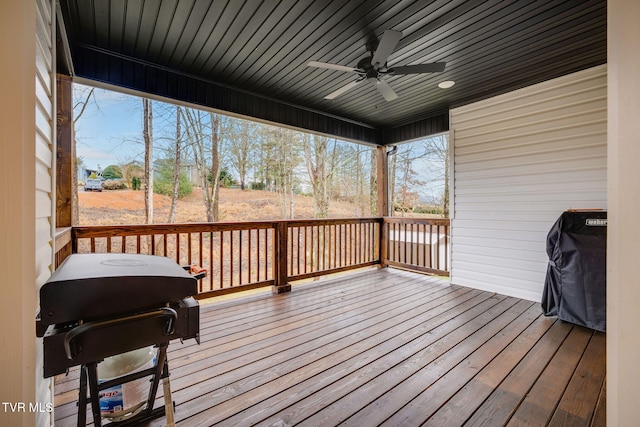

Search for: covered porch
xmin=6 ymin=1 xmax=640 ymax=426
xmin=53 ymin=268 xmax=606 ymax=426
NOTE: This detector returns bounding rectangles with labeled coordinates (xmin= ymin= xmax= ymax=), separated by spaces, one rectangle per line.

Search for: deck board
xmin=52 ymin=268 xmax=606 ymax=426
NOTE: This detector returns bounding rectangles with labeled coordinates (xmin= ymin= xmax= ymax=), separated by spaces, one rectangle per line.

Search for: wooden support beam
xmin=56 ymin=73 xmax=74 ymax=228
xmin=376 ymin=145 xmax=388 ymax=217
xmin=272 ymin=222 xmax=291 ymax=294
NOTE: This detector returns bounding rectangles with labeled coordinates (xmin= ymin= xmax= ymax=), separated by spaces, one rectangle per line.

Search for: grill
xmin=36 ymin=253 xmax=201 ymax=426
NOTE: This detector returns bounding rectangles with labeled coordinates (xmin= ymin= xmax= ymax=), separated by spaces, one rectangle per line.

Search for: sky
xmin=74 ymin=84 xmax=146 ymax=171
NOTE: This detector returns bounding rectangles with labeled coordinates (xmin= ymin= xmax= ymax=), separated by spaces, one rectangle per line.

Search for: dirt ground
xmin=79 ymin=187 xmax=361 ymax=225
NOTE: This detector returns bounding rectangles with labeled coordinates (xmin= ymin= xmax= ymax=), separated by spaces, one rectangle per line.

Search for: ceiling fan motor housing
xmin=357 ymin=56 xmax=380 ymax=78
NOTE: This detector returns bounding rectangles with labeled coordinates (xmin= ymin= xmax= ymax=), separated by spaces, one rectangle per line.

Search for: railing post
xmin=379 ymin=218 xmax=387 ymax=268
xmin=272 ymin=221 xmax=291 ymax=294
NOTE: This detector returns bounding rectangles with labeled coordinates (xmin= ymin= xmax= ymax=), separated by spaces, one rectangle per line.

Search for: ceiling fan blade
xmin=391 ymin=62 xmax=446 ymax=74
xmin=372 ymin=78 xmax=398 ymax=101
xmin=371 ymin=30 xmax=403 ymax=70
xmin=325 ymin=79 xmax=363 ymax=100
xmin=308 ymin=61 xmax=357 ymax=73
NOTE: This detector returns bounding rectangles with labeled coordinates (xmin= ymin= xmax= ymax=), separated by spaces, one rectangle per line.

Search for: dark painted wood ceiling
xmin=57 ymin=0 xmax=606 ymax=145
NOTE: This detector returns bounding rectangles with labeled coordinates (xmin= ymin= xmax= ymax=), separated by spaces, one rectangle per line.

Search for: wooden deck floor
xmin=53 ymin=268 xmax=606 ymax=426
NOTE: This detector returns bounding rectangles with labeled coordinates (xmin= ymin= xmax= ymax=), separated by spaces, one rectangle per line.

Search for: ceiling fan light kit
xmin=308 ymin=29 xmax=446 ymax=102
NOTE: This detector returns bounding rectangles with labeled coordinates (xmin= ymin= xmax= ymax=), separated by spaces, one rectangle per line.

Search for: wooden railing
xmin=54 ymin=227 xmax=73 ymax=268
xmin=382 ymin=217 xmax=450 ymax=276
xmin=285 ymin=218 xmax=381 ymax=281
xmin=70 ymin=218 xmax=383 ymax=298
xmin=61 ymin=217 xmax=449 ymax=298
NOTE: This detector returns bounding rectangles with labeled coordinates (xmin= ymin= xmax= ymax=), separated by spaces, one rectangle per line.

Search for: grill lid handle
xmin=63 ymin=308 xmax=178 ymax=360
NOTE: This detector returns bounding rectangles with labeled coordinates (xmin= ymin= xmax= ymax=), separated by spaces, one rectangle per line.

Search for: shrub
xmin=131 ymin=176 xmax=141 ymax=190
xmin=209 ymin=168 xmax=234 ymax=188
xmin=102 ymin=164 xmax=123 ymax=180
xmin=102 ymin=179 xmax=127 ymax=190
xmin=154 ymin=162 xmax=193 ymax=198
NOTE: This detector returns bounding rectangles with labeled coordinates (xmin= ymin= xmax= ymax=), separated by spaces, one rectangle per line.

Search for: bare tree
xmin=71 ymin=86 xmax=95 ymax=225
xmin=142 ymin=98 xmax=153 ymax=224
xmin=303 ymin=134 xmax=337 ymax=218
xmin=168 ymin=105 xmax=182 ymax=223
xmin=209 ymin=113 xmax=221 ymax=221
xmin=421 ymin=134 xmax=449 ymax=217
xmin=182 ymin=109 xmax=223 ymax=222
xmin=227 ymin=119 xmax=255 ymax=190
xmin=262 ymin=127 xmax=301 ymax=218
xmin=388 ymin=135 xmax=449 ymax=217
xmin=370 ymin=148 xmax=378 ymax=215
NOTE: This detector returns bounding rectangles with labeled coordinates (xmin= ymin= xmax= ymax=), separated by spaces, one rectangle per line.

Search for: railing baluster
xmin=311 ymin=225 xmax=314 ymax=273
xmin=264 ymin=228 xmax=268 ymax=281
xmin=436 ymin=225 xmax=441 ymax=271
xmin=294 ymin=227 xmax=301 ymax=274
xmin=444 ymin=224 xmax=449 ymax=272
xmin=323 ymin=224 xmax=327 ymax=270
xmin=239 ymin=229 xmax=243 ymax=284
xmin=186 ymin=232 xmax=191 ymax=265
xmin=220 ymin=231 xmax=224 ymax=289
xmin=410 ymin=223 xmax=415 ymax=266
xmin=256 ymin=228 xmax=261 ymax=282
xmin=229 ymin=230 xmax=235 ymax=287
xmin=332 ymin=225 xmax=336 ymax=267
xmin=314 ymin=226 xmax=318 ymax=273
xmin=248 ymin=229 xmax=252 ymax=283
xmin=176 ymin=234 xmax=180 ymax=265
xmin=199 ymin=232 xmax=203 ymax=267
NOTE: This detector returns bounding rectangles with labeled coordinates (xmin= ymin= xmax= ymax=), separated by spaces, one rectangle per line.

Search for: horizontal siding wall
xmin=35 ymin=0 xmax=55 ymax=424
xmin=450 ymin=65 xmax=607 ymax=301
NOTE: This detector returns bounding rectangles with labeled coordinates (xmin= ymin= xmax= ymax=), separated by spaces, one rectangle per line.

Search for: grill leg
xmin=144 ymin=343 xmax=168 ymax=418
xmin=77 ymin=366 xmax=88 ymax=427
xmin=86 ymin=362 xmax=102 ymax=427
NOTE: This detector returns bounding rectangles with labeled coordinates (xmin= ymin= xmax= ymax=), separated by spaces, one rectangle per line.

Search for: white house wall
xmin=35 ymin=0 xmax=55 ymax=424
xmin=450 ymin=65 xmax=607 ymax=302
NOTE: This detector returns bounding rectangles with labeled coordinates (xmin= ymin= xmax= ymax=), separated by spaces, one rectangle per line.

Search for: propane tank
xmin=97 ymin=346 xmax=156 ymax=421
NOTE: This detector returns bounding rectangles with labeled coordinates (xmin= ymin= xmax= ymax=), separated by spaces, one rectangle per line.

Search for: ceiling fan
xmin=308 ymin=30 xmax=446 ymax=102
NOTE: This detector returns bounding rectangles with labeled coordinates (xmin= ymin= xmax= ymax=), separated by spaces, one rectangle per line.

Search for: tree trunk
xmin=72 ymin=87 xmax=95 ymax=226
xmin=303 ymin=134 xmax=332 ymax=218
xmin=168 ymin=106 xmax=181 ymax=223
xmin=143 ymin=98 xmax=153 ymax=224
xmin=209 ymin=113 xmax=220 ymax=222
xmin=370 ymin=148 xmax=378 ymax=216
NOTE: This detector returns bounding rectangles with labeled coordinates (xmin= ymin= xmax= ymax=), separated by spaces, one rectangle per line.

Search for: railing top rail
xmin=383 ymin=217 xmax=450 ymax=226
xmin=73 ymin=217 xmax=386 ymax=238
xmin=72 ymin=220 xmax=280 ymax=238
xmin=284 ymin=217 xmax=382 ymax=227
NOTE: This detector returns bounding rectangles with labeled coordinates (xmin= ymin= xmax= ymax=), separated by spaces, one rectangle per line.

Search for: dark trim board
xmin=73 ymin=45 xmax=383 ymax=145
xmin=71 ymin=45 xmax=450 ymax=146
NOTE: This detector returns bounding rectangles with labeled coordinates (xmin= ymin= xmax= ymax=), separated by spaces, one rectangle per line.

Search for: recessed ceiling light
xmin=438 ymin=80 xmax=455 ymax=89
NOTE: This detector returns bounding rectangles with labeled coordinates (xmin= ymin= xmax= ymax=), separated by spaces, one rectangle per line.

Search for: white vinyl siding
xmin=450 ymin=65 xmax=607 ymax=302
xmin=35 ymin=0 xmax=55 ymax=424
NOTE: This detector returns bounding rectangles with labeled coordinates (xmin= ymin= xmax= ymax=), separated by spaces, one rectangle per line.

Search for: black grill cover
xmin=541 ymin=211 xmax=607 ymax=331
